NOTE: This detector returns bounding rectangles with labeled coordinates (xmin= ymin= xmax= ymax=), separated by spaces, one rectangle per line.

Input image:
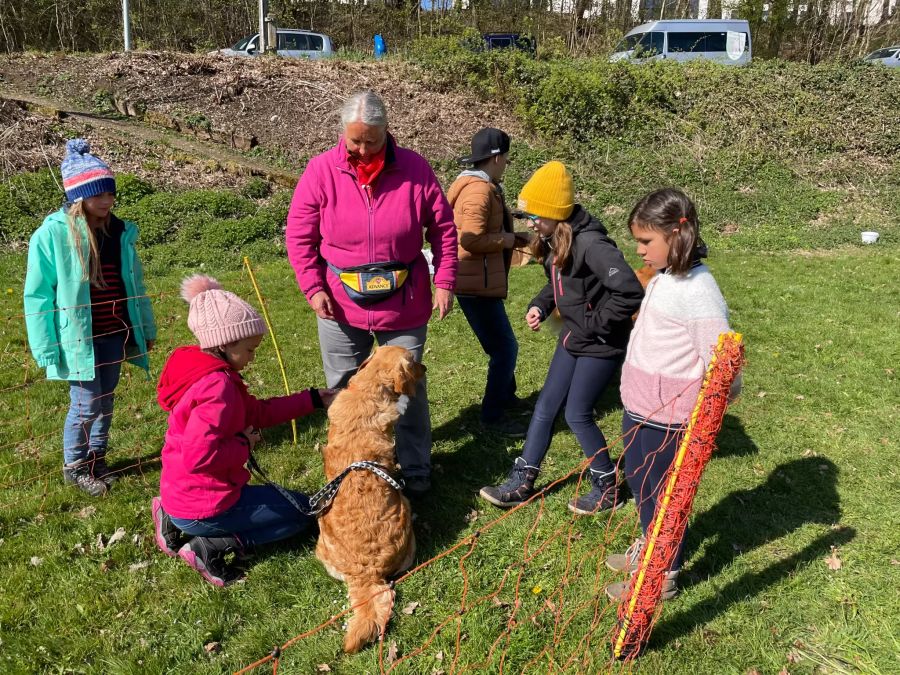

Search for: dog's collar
xmin=306 ymin=461 xmax=405 ymax=517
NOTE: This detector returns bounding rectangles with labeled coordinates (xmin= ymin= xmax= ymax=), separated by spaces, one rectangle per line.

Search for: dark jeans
xmin=521 ymin=341 xmax=620 ymax=474
xmin=170 ymin=485 xmax=315 ymax=548
xmin=457 ymin=295 xmax=518 ymax=423
xmin=621 ymin=411 xmax=686 ymax=571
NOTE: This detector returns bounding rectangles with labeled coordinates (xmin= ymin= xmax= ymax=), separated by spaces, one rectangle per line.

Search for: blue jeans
xmin=457 ymin=295 xmax=518 ymax=423
xmin=622 ymin=412 xmax=686 ymax=571
xmin=62 ymin=334 xmax=126 ymax=465
xmin=170 ymin=485 xmax=315 ymax=548
xmin=521 ymin=341 xmax=620 ymax=474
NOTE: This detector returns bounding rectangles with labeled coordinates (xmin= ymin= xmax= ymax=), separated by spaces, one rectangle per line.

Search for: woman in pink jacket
xmin=286 ymin=90 xmax=458 ymax=498
xmin=151 ymin=275 xmax=334 ymax=587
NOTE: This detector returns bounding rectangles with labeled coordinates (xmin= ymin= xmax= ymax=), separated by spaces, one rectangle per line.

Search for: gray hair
xmin=341 ymin=90 xmax=388 ymax=128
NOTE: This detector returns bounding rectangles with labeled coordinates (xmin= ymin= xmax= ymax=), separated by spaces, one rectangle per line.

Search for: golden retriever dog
xmin=316 ymin=345 xmax=426 ymax=653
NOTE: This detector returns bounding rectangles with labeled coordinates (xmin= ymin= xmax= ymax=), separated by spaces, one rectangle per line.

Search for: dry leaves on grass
xmin=824 ymin=546 xmax=842 ymax=571
xmin=386 ymin=640 xmax=399 ymax=664
xmin=204 ymin=641 xmax=221 ymax=654
xmin=316 ymin=665 xmax=331 ymax=672
xmin=401 ymin=601 xmax=420 ymax=615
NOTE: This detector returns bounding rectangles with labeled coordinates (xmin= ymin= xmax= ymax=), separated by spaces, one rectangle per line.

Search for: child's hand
xmin=319 ymin=388 xmax=338 ymax=409
xmin=242 ymin=426 xmax=262 ymax=449
xmin=525 ymin=307 xmax=543 ymax=332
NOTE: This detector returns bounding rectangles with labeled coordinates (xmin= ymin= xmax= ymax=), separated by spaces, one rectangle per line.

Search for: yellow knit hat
xmin=517 ymin=161 xmax=574 ymax=221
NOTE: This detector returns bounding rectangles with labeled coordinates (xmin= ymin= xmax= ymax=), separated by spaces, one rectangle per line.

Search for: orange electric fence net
xmin=1 ymin=272 xmax=744 ymax=673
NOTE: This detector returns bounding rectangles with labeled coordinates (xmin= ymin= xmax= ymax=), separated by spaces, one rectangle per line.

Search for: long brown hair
xmin=529 ymin=219 xmax=574 ymax=270
xmin=65 ymin=201 xmax=109 ymax=288
xmin=628 ymin=188 xmax=707 ymax=276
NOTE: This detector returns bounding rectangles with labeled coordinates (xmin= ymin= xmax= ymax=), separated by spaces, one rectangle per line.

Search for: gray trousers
xmin=316 ymin=318 xmax=431 ymax=478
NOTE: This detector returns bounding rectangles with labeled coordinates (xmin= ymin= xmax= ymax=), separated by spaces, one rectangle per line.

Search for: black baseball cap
xmin=458 ymin=127 xmax=511 ymax=165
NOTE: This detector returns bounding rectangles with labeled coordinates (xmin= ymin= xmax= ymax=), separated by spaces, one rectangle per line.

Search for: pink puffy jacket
xmin=158 ymin=346 xmax=316 ymax=520
xmin=286 ymin=136 xmax=458 ymax=331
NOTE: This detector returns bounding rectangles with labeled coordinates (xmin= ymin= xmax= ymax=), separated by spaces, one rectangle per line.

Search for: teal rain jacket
xmin=24 ymin=208 xmax=157 ymax=381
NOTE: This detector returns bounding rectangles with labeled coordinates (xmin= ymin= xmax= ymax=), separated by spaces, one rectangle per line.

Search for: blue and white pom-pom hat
xmin=61 ymin=138 xmax=116 ymax=202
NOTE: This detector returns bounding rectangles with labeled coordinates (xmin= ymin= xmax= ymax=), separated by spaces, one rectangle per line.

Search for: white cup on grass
xmin=861 ymin=231 xmax=879 ymax=244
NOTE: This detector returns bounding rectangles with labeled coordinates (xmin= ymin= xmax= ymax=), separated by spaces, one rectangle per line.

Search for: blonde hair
xmin=65 ymin=201 xmax=108 ymax=288
xmin=529 ymin=219 xmax=574 ymax=270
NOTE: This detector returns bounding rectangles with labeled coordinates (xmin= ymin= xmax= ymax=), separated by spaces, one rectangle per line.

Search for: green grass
xmin=0 ymin=238 xmax=897 ymax=673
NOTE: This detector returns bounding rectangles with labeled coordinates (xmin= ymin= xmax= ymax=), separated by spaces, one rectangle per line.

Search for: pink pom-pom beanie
xmin=180 ymin=275 xmax=267 ymax=349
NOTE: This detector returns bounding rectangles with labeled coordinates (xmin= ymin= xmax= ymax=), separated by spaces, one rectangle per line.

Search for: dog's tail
xmin=344 ymin=577 xmax=395 ymax=653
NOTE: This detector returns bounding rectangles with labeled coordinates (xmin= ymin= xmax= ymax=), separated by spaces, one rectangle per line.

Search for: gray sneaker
xmin=87 ymin=450 xmax=117 ymax=486
xmin=479 ymin=457 xmax=540 ymax=508
xmin=606 ymin=536 xmax=645 ymax=573
xmin=63 ymin=461 xmax=108 ymax=497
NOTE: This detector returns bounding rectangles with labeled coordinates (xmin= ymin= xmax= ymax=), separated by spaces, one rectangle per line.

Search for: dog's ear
xmin=393 ymin=356 xmax=423 ymax=396
xmin=357 ymin=351 xmax=376 ymax=372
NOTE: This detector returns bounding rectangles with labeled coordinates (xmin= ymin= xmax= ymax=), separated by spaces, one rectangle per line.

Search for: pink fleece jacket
xmin=286 ymin=136 xmax=458 ymax=331
xmin=158 ymin=347 xmax=316 ymax=520
xmin=621 ymin=264 xmax=737 ymax=427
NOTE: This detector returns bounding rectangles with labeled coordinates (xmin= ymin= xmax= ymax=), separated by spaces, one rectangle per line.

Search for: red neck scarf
xmin=348 ymin=142 xmax=387 ymax=188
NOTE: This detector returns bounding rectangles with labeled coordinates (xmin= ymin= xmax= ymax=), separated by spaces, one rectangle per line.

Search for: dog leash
xmin=247 ymin=451 xmax=405 ymax=518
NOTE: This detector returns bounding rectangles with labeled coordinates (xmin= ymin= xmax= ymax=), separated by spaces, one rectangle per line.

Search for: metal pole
xmin=123 ymin=0 xmax=132 ymax=51
xmin=258 ymin=0 xmax=268 ymax=53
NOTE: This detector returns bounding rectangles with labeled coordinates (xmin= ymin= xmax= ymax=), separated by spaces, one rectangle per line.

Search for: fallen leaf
xmin=756 ymin=391 xmax=767 ymax=398
xmin=30 ymin=556 xmax=43 ymax=566
xmin=72 ymin=543 xmax=86 ymax=555
xmin=100 ymin=559 xmax=115 ymax=572
xmin=568 ymin=531 xmax=584 ymax=542
xmin=401 ymin=601 xmax=420 ymax=615
xmin=801 ymin=449 xmax=815 ymax=457
xmin=316 ymin=665 xmax=331 ymax=672
xmin=129 ymin=560 xmax=151 ymax=572
xmin=795 ymin=395 xmax=805 ymax=400
xmin=779 ymin=669 xmax=790 ymax=675
xmin=464 ymin=509 xmax=482 ymax=524
xmin=204 ymin=641 xmax=221 ymax=654
xmin=107 ymin=527 xmax=127 ymax=547
xmin=491 ymin=596 xmax=510 ymax=609
xmin=132 ymin=534 xmax=143 ymax=546
xmin=435 ymin=650 xmax=444 ymax=661
xmin=77 ymin=505 xmax=96 ymax=519
xmin=745 ymin=669 xmax=761 ymax=675
xmin=386 ymin=640 xmax=399 ymax=664
xmin=890 ymin=559 xmax=900 ymax=566
xmin=787 ymin=651 xmax=801 ymax=663
xmin=825 ymin=546 xmax=842 ymax=571
xmin=95 ymin=533 xmax=106 ymax=551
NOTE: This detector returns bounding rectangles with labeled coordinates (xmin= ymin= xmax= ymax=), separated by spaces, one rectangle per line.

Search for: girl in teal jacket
xmin=24 ymin=139 xmax=156 ymax=496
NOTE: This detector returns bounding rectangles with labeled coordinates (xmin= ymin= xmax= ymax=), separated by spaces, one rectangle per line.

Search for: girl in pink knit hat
xmin=151 ymin=275 xmax=335 ymax=587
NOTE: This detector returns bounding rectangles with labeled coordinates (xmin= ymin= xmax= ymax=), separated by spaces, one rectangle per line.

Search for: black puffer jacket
xmin=528 ymin=205 xmax=644 ymax=358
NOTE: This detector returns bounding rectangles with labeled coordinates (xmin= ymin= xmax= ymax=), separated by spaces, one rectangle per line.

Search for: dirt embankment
xmin=0 ymin=52 xmax=525 ymax=186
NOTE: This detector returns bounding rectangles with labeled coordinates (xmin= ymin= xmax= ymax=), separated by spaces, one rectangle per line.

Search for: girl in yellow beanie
xmin=480 ymin=161 xmax=645 ymax=514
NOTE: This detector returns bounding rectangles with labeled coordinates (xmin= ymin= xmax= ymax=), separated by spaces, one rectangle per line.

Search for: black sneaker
xmin=479 ymin=457 xmax=540 ymax=508
xmin=177 ymin=536 xmax=246 ymax=587
xmin=63 ymin=461 xmax=108 ymax=497
xmin=403 ymin=475 xmax=431 ymax=499
xmin=482 ymin=416 xmax=528 ymax=439
xmin=152 ymin=496 xmax=188 ymax=557
xmin=567 ymin=469 xmax=626 ymax=515
xmin=87 ymin=450 xmax=117 ymax=486
xmin=505 ymin=395 xmax=533 ymax=416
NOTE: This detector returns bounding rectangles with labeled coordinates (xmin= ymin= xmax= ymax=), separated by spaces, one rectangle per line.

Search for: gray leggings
xmin=316 ymin=317 xmax=431 ymax=478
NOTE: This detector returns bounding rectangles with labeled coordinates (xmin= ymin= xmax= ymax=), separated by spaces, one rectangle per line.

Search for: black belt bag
xmin=327 ymin=260 xmax=411 ymax=305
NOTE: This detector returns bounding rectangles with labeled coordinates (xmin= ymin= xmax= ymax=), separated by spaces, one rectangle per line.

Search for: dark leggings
xmin=521 ymin=341 xmax=620 ymax=474
xmin=622 ymin=411 xmax=686 ymax=571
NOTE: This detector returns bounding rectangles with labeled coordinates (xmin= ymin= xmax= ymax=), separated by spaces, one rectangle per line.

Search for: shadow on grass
xmin=649 ymin=457 xmax=846 ymax=650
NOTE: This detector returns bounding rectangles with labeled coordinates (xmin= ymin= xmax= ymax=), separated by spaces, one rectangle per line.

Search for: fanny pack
xmin=327 ymin=260 xmax=411 ymax=305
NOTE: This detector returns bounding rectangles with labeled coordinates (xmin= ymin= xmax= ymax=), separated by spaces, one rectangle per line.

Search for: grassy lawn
xmin=0 ymin=240 xmax=898 ymax=674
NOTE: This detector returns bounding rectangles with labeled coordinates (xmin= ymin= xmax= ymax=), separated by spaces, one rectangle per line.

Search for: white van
xmin=217 ymin=29 xmax=334 ymax=60
xmin=610 ymin=20 xmax=752 ymax=65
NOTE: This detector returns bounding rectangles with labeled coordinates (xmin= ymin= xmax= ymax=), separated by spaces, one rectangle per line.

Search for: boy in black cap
xmin=447 ymin=128 xmax=531 ymax=437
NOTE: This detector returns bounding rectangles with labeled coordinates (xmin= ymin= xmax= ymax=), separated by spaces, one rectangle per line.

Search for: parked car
xmin=863 ymin=45 xmax=900 ymax=67
xmin=481 ymin=33 xmax=536 ymax=56
xmin=217 ymin=29 xmax=334 ymax=59
xmin=610 ymin=20 xmax=752 ymax=66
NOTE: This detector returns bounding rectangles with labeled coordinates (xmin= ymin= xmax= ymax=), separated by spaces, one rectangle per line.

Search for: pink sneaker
xmin=151 ymin=496 xmax=183 ymax=557
xmin=177 ymin=536 xmax=245 ymax=587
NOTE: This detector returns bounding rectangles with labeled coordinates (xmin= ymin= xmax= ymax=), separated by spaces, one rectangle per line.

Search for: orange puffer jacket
xmin=447 ymin=173 xmax=515 ymax=298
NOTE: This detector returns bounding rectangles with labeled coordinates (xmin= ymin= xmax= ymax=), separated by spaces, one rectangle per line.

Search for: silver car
xmin=217 ymin=29 xmax=334 ymax=60
xmin=863 ymin=45 xmax=900 ymax=67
